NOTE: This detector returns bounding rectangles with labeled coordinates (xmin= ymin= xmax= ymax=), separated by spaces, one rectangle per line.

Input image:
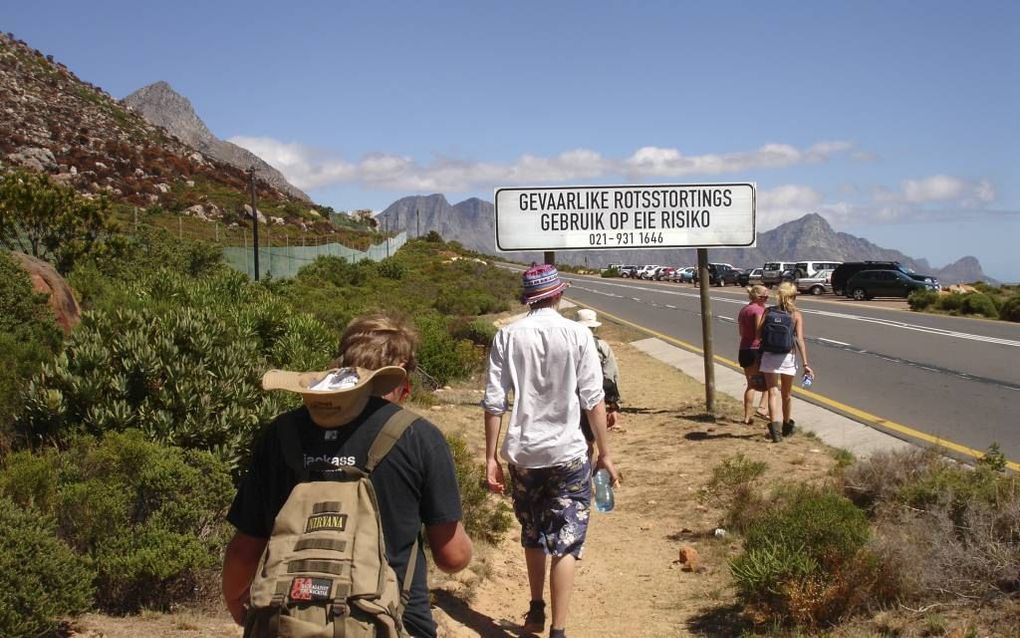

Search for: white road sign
xmin=494 ymin=183 xmax=755 ymax=251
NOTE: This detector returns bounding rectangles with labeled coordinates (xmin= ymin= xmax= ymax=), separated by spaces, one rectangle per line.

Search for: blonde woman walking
xmin=756 ymin=282 xmax=814 ymax=442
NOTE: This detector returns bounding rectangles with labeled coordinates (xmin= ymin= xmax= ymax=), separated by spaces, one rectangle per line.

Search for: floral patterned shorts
xmin=509 ymin=455 xmax=592 ymax=558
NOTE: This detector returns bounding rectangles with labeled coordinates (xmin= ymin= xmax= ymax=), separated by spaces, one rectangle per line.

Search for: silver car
xmin=795 ymin=269 xmax=834 ymax=295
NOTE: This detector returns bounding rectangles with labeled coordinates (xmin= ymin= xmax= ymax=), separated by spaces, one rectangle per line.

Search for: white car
xmin=636 ymin=265 xmax=660 ymax=279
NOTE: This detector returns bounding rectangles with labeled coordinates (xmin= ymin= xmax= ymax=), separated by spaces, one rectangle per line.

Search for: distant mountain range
xmin=123 ymin=81 xmax=309 ymax=201
xmin=378 ymin=195 xmax=991 ymax=284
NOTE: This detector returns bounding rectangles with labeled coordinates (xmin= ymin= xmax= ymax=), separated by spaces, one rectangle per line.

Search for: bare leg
xmin=742 ymin=370 xmax=756 ymax=423
xmin=525 ymin=548 xmax=547 ymax=602
xmin=781 ymin=374 xmax=794 ymax=423
xmin=765 ymin=373 xmax=782 ymax=423
xmin=549 ymin=554 xmax=577 ymax=632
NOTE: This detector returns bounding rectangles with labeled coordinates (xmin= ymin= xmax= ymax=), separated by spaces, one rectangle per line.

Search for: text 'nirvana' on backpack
xmin=760 ymin=308 xmax=795 ymax=354
xmin=244 ymin=407 xmax=421 ymax=638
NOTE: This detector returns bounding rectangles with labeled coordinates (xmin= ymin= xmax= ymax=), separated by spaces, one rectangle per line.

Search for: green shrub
xmin=703 ymin=454 xmax=768 ymax=533
xmin=0 ymin=497 xmax=94 ymax=638
xmin=415 ymin=313 xmax=484 ymax=386
xmin=0 ymin=431 xmax=233 ymax=613
xmin=0 ymin=252 xmax=63 ymax=447
xmin=445 ymin=434 xmax=512 ymax=545
xmin=450 ymin=317 xmax=498 ymax=346
xmin=601 ymin=267 xmax=620 ymax=278
xmin=959 ymin=292 xmax=999 ymax=318
xmin=730 ymin=485 xmax=873 ymax=627
xmin=997 ymin=293 xmax=1020 ymax=322
xmin=936 ymin=292 xmax=963 ymax=312
xmin=841 ymin=448 xmax=1020 ymax=602
xmin=16 ymin=268 xmax=331 ymax=471
xmin=907 ymin=289 xmax=939 ymax=311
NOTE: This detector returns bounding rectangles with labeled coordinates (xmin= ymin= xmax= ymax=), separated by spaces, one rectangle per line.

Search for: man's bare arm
xmin=222 ymin=531 xmax=267 ymax=625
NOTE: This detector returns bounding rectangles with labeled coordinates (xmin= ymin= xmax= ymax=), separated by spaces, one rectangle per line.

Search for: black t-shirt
xmin=227 ymin=398 xmax=463 ymax=638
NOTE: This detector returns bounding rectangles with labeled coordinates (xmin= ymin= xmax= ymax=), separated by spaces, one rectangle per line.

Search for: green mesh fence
xmin=222 ymin=231 xmax=407 ymax=279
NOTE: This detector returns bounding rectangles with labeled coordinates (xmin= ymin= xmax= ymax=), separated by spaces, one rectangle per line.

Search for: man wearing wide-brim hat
xmin=482 ymin=264 xmax=620 ymax=638
xmin=223 ymin=320 xmax=472 ymax=638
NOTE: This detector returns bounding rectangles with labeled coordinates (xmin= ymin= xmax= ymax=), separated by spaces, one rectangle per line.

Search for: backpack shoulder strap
xmin=364 ymin=405 xmax=423 ymax=606
xmin=365 ymin=406 xmax=420 ymax=474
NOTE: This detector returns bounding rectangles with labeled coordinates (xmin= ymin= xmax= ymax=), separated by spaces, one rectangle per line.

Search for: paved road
xmin=555 ymin=273 xmax=1020 ymax=465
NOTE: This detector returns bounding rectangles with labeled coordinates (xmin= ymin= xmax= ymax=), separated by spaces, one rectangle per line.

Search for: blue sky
xmin=5 ymin=1 xmax=1019 ymax=280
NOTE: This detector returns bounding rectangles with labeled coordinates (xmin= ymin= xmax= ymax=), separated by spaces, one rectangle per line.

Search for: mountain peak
xmin=122 ymin=82 xmax=309 ymax=201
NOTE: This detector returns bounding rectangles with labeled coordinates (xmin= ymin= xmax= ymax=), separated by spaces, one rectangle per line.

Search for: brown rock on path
xmin=8 ymin=251 xmax=81 ymax=332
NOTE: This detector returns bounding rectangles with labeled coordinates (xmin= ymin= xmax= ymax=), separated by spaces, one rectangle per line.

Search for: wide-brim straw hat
xmin=262 ymin=366 xmax=407 ymax=425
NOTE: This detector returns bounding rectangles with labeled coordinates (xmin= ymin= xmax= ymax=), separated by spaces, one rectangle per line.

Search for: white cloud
xmin=228 ymin=136 xmax=855 ymax=193
xmin=871 ymin=174 xmax=997 ymax=207
xmin=757 ymin=185 xmax=824 ymax=229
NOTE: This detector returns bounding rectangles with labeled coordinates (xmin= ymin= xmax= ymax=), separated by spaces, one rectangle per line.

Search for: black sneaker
xmin=523 ymin=601 xmax=545 ymax=634
xmin=768 ymin=422 xmax=783 ymax=443
xmin=782 ymin=419 xmax=796 ymax=437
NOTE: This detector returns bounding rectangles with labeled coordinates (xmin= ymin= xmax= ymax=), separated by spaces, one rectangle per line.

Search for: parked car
xmin=675 ymin=266 xmax=697 ymax=283
xmin=639 ymin=265 xmax=664 ymax=279
xmin=617 ymin=264 xmax=639 ymax=278
xmin=830 ymin=261 xmax=939 ymax=296
xmin=693 ymin=263 xmax=740 ymax=286
xmin=738 ymin=267 xmax=763 ymax=287
xmin=653 ymin=266 xmax=676 ymax=281
xmin=762 ymin=261 xmax=798 ymax=287
xmin=795 ymin=268 xmax=834 ymax=295
xmin=844 ymin=269 xmax=937 ymax=300
xmin=793 ymin=260 xmax=842 ymax=279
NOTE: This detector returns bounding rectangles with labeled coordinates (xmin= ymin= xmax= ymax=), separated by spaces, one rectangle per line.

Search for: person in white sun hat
xmin=575 ymin=308 xmax=623 ymax=436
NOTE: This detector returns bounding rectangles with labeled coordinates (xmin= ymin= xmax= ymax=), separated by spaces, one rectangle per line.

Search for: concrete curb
xmin=631 ymin=337 xmax=915 ymax=459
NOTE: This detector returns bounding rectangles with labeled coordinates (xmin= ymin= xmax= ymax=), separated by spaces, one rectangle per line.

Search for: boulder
xmin=154 ymin=182 xmax=171 ymax=193
xmin=243 ymin=203 xmax=267 ymax=224
xmin=8 ymin=252 xmax=81 ymax=333
xmin=184 ymin=204 xmax=208 ymax=221
xmin=6 ymin=146 xmax=57 ymax=172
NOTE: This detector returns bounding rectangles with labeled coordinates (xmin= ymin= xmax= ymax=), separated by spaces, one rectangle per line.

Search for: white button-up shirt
xmin=482 ymin=307 xmax=605 ymax=468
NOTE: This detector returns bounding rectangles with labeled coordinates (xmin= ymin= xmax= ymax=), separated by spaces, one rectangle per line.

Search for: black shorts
xmin=738 ymin=348 xmax=760 ymax=368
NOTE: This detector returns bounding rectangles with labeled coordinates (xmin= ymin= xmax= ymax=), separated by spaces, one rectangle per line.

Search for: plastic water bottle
xmin=801 ymin=372 xmax=814 ymax=388
xmin=593 ymin=468 xmax=615 ymax=512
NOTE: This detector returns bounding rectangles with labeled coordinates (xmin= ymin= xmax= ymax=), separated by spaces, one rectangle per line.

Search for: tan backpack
xmin=244 ymin=408 xmax=421 ymax=638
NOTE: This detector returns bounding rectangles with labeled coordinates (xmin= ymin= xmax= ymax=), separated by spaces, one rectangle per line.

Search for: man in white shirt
xmin=482 ymin=264 xmax=620 ymax=638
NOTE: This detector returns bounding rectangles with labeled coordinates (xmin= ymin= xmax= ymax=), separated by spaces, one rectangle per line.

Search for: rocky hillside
xmin=123 ymin=81 xmax=309 ymax=202
xmin=377 ymin=198 xmax=991 ymax=284
xmin=0 ymin=32 xmax=326 ymax=230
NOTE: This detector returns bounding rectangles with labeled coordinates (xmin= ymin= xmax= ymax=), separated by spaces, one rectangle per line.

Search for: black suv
xmin=845 ymin=269 xmax=937 ymax=300
xmin=831 ymin=261 xmax=939 ymax=296
xmin=693 ymin=263 xmax=740 ymax=286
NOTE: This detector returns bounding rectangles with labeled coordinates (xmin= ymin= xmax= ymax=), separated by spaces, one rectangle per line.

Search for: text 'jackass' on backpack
xmin=760 ymin=308 xmax=794 ymax=354
xmin=244 ymin=408 xmax=420 ymax=638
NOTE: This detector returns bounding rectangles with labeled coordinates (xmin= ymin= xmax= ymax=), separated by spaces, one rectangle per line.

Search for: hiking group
xmin=221 ymin=264 xmax=622 ymax=638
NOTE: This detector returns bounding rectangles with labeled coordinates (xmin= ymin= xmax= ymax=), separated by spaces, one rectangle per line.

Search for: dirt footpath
xmin=70 ymin=317 xmax=842 ymax=638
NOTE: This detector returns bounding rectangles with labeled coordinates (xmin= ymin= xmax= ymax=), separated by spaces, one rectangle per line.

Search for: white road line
xmin=818 ymin=337 xmax=851 ymax=346
xmin=562 ymin=276 xmax=1020 ymax=348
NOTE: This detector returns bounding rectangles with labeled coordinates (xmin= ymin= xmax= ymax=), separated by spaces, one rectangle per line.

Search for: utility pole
xmin=416 ymin=208 xmax=420 ymax=238
xmin=246 ymin=167 xmax=260 ymax=281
